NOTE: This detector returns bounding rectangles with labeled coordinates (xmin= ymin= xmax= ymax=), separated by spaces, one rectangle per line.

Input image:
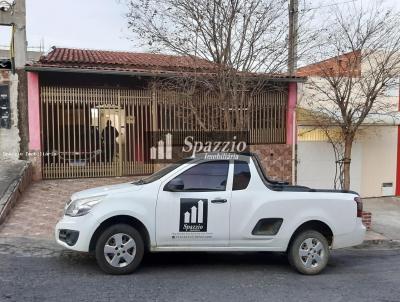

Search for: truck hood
xmin=71 ymin=182 xmax=143 ymax=200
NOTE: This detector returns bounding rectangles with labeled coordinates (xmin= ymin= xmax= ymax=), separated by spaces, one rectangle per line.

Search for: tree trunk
xmin=343 ymin=136 xmax=354 ymax=191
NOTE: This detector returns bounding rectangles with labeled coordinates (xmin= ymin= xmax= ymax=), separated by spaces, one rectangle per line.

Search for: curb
xmin=0 ymin=162 xmax=32 ymax=225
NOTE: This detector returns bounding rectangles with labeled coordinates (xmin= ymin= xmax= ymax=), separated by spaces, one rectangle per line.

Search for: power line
xmin=301 ymin=0 xmax=356 ymax=12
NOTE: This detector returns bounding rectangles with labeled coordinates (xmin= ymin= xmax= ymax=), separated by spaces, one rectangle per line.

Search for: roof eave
xmin=25 ymin=65 xmax=175 ymax=78
xmin=25 ymin=65 xmax=307 ymax=83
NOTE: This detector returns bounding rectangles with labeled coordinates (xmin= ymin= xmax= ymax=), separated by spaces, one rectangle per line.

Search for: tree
xmin=298 ymin=1 xmax=400 ymax=191
xmin=125 ymin=0 xmax=316 ymax=130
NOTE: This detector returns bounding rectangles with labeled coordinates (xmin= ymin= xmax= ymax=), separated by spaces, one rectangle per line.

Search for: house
xmin=25 ymin=47 xmax=305 ymax=181
xmin=296 ymin=52 xmax=400 ymax=197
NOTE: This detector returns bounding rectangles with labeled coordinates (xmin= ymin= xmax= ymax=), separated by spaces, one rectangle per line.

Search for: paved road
xmin=0 ymin=241 xmax=399 ymax=302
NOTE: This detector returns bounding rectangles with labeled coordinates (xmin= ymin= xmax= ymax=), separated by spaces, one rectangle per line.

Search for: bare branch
xmin=298 ymin=1 xmax=400 ymax=190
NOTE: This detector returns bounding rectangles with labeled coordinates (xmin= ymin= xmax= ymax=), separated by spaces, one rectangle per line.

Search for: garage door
xmin=297 ymin=141 xmax=362 ymax=192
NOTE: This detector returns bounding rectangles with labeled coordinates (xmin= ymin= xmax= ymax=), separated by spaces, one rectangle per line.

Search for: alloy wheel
xmin=103 ymin=233 xmax=137 ymax=268
xmin=298 ymin=237 xmax=325 ymax=269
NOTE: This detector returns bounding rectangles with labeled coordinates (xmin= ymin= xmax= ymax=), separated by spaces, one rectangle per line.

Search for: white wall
xmin=359 ymin=126 xmax=397 ymax=197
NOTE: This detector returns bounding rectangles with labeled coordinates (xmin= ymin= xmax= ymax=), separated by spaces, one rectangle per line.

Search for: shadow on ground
xmin=55 ymin=250 xmax=291 ymax=274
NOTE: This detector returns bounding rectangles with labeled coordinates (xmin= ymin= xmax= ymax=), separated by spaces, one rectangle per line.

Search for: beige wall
xmin=359 ymin=126 xmax=398 ymax=197
xmin=297 ymin=51 xmax=400 ymax=123
xmin=297 ymin=125 xmax=398 ymax=197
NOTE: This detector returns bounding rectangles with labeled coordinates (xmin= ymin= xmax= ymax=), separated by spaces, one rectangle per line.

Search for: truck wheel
xmin=95 ymin=224 xmax=144 ymax=275
xmin=288 ymin=230 xmax=329 ymax=275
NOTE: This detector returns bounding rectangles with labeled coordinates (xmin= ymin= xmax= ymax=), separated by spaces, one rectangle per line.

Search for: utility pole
xmin=288 ymin=0 xmax=298 ymax=75
xmin=288 ymin=0 xmax=299 ymax=186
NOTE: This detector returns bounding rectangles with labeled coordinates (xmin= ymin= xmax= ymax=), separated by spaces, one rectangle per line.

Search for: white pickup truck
xmin=55 ymin=153 xmax=366 ymax=275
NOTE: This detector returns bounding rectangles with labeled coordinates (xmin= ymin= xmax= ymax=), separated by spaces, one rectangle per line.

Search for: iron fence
xmin=40 ymin=86 xmax=286 ymax=178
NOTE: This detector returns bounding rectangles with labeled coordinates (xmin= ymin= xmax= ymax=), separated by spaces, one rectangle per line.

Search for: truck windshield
xmin=133 ymin=158 xmax=193 ymax=185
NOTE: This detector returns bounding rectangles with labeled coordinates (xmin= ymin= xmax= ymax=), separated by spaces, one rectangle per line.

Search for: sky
xmin=0 ymin=0 xmax=400 ymax=53
xmin=0 ymin=0 xmax=133 ymax=51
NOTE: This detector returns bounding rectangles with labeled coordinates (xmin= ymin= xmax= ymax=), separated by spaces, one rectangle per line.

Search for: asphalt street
xmin=0 ymin=242 xmax=399 ymax=302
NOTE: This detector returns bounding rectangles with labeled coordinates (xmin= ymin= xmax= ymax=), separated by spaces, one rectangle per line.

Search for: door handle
xmin=211 ymin=199 xmax=227 ymax=204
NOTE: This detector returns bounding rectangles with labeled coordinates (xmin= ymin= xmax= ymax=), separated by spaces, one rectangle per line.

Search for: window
xmin=232 ymin=160 xmax=251 ymax=190
xmin=174 ymin=160 xmax=229 ymax=191
xmin=384 ymin=78 xmax=399 ymax=97
xmin=137 ymin=158 xmax=193 ymax=184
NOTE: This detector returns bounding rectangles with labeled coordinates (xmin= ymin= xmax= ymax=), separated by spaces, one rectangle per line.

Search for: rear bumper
xmin=332 ymin=219 xmax=366 ymax=249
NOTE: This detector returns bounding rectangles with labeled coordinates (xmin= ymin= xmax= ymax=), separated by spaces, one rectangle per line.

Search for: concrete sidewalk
xmin=0 ymin=177 xmax=134 ymax=239
xmin=363 ymin=197 xmax=400 ymax=241
xmin=0 ymin=160 xmax=32 ymax=224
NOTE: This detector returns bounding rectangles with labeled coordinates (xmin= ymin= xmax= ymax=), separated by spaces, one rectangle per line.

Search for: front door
xmin=156 ymin=160 xmax=232 ymax=247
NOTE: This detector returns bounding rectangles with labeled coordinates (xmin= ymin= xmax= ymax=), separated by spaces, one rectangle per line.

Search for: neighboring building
xmin=0 ymin=0 xmax=27 ymax=161
xmin=0 ymin=0 xmax=43 ymax=162
xmin=296 ymin=52 xmax=400 ymax=197
xmin=25 ymin=47 xmax=304 ymax=181
xmin=0 ymin=49 xmax=42 ymax=160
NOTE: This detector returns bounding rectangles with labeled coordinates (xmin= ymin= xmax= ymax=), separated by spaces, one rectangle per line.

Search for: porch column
xmin=27 ymin=71 xmax=41 ymax=180
xmin=286 ymin=82 xmax=297 ymax=145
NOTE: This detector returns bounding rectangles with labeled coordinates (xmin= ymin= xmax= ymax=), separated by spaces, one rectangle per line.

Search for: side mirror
xmin=164 ymin=178 xmax=184 ymax=192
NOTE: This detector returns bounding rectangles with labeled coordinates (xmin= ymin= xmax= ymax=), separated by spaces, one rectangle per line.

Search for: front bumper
xmin=55 ymin=214 xmax=99 ymax=252
xmin=332 ymin=219 xmax=366 ymax=249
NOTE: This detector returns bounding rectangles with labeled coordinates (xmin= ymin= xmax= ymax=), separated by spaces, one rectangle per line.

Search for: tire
xmin=95 ymin=224 xmax=144 ymax=275
xmin=288 ymin=230 xmax=330 ymax=275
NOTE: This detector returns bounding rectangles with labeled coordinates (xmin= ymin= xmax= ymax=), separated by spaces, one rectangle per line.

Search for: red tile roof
xmin=36 ymin=47 xmax=216 ymax=73
xmin=29 ymin=47 xmax=305 ymax=81
xmin=297 ymin=51 xmax=361 ymax=77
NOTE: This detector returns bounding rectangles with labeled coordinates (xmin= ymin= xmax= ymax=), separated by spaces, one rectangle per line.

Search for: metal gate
xmin=40 ymin=87 xmax=154 ymax=178
xmin=40 ymin=86 xmax=287 ymax=179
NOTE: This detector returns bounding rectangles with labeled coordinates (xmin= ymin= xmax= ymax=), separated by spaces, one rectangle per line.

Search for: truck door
xmin=156 ymin=160 xmax=232 ymax=247
xmin=229 ymin=159 xmax=283 ymax=248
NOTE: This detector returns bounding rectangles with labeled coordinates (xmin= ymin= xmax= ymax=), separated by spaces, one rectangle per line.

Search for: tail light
xmin=354 ymin=197 xmax=363 ymax=218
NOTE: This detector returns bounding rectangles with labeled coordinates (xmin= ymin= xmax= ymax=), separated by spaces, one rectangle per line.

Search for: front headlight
xmin=65 ymin=195 xmax=106 ymax=217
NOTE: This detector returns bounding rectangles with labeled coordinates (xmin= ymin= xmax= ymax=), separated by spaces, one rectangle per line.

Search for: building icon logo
xmin=150 ymin=133 xmax=172 ymax=160
xmin=179 ymin=198 xmax=208 ymax=232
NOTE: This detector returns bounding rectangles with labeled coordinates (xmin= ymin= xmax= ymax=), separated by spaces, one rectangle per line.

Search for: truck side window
xmin=233 ymin=160 xmax=251 ymax=191
xmin=175 ymin=160 xmax=229 ymax=191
